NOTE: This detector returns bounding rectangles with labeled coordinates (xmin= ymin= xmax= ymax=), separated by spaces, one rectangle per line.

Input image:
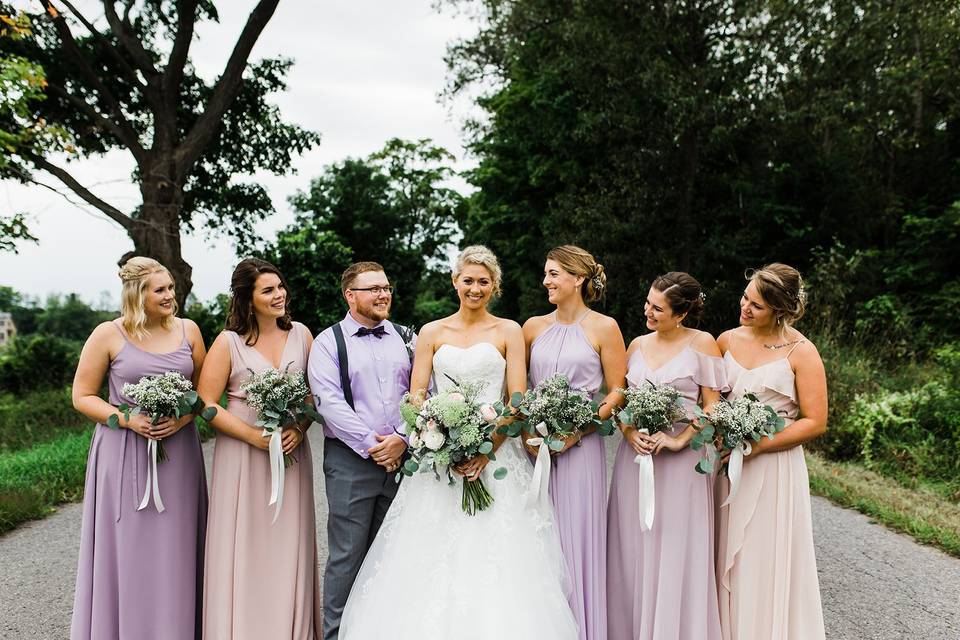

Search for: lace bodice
xmin=433 ymin=342 xmax=507 ymax=404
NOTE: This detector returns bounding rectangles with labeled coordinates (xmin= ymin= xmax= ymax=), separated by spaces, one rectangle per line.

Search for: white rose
xmin=423 ymin=430 xmax=446 ymax=451
xmin=479 ymin=404 xmax=498 ymax=423
xmin=448 ymin=392 xmax=464 ymax=403
xmin=426 ymin=419 xmax=438 ymax=431
xmin=408 ymin=430 xmax=423 ymax=449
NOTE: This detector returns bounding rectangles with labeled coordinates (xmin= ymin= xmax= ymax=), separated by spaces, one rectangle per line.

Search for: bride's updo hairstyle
xmin=453 ymin=245 xmax=503 ymax=297
xmin=226 ymin=257 xmax=293 ymax=345
xmin=118 ymin=256 xmax=177 ymax=339
xmin=547 ymin=244 xmax=606 ymax=304
xmin=651 ymin=271 xmax=704 ymax=326
xmin=746 ymin=262 xmax=807 ymax=327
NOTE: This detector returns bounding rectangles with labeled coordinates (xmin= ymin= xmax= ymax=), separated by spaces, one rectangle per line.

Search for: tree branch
xmin=56 ymin=0 xmax=145 ymax=91
xmin=39 ymin=0 xmax=147 ymax=162
xmin=26 ymin=153 xmax=134 ymax=230
xmin=159 ymin=0 xmax=198 ymax=145
xmin=176 ymin=0 xmax=280 ymax=175
xmin=45 ymin=81 xmax=141 ymax=151
xmin=101 ymin=0 xmax=160 ymax=78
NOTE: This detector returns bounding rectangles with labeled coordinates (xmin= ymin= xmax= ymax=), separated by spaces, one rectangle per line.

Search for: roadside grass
xmin=806 ymin=450 xmax=960 ymax=558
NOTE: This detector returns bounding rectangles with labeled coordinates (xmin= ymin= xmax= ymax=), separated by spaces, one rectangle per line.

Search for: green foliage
xmin=0 ymin=427 xmax=91 ymax=532
xmin=260 ymin=138 xmax=464 ymax=331
xmin=0 ymin=334 xmax=79 ymax=393
xmin=183 ymin=293 xmax=229 ymax=346
xmin=0 ymin=387 xmax=87 ymax=453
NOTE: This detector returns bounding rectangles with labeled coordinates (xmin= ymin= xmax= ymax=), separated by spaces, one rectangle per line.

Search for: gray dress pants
xmin=322 ymin=437 xmax=399 ymax=640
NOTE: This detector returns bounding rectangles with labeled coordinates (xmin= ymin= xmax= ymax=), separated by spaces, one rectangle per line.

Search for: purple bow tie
xmin=356 ymin=326 xmax=386 ymax=339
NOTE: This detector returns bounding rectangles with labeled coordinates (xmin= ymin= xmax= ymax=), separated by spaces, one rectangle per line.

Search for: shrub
xmin=0 ymin=334 xmax=80 ymax=393
xmin=0 ymin=388 xmax=88 ymax=453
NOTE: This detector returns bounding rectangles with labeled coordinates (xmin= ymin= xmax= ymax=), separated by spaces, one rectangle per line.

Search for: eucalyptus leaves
xmin=399 ymin=378 xmax=510 ymax=515
xmin=616 ymin=380 xmax=688 ymax=436
xmin=690 ymin=393 xmax=786 ymax=474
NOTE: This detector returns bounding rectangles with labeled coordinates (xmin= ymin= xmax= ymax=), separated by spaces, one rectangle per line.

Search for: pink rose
xmin=480 ymin=404 xmax=498 ymax=423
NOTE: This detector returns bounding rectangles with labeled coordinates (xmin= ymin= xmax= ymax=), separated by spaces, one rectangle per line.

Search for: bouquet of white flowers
xmin=241 ymin=364 xmax=320 ymax=522
xmin=107 ymin=371 xmax=209 ymax=512
xmin=615 ymin=380 xmax=689 ymax=530
xmin=399 ymin=378 xmax=510 ymax=515
xmin=501 ymin=373 xmax=614 ymax=508
xmin=690 ymin=393 xmax=786 ymax=506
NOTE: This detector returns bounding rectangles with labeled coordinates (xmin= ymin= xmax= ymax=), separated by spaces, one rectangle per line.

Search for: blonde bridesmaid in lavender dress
xmin=716 ymin=263 xmax=827 ymax=640
xmin=607 ymin=272 xmax=724 ymax=640
xmin=70 ymin=258 xmax=207 ymax=640
xmin=523 ymin=245 xmax=627 ymax=640
xmin=199 ymin=258 xmax=321 ymax=640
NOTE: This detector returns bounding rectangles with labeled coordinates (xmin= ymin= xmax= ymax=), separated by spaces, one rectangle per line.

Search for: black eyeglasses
xmin=349 ymin=285 xmax=394 ymax=295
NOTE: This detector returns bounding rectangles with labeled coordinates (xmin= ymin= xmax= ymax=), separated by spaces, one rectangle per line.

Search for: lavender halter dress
xmin=529 ymin=312 xmax=608 ymax=640
xmin=70 ymin=321 xmax=207 ymax=640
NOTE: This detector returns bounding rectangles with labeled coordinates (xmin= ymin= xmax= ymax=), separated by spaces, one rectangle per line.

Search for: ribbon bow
xmin=525 ymin=422 xmax=552 ymax=510
xmin=356 ymin=326 xmax=386 ymax=339
xmin=137 ymin=438 xmax=165 ymax=514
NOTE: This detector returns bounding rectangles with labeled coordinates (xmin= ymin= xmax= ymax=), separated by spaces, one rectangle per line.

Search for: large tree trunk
xmin=128 ymin=167 xmax=194 ymax=311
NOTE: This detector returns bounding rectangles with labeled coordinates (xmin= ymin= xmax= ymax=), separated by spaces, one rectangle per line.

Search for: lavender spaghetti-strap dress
xmin=529 ymin=312 xmax=607 ymax=640
xmin=70 ymin=321 xmax=208 ymax=640
xmin=607 ymin=343 xmax=726 ymax=640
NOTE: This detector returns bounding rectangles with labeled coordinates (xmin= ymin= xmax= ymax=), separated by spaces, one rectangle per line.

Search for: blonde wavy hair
xmin=453 ymin=245 xmax=503 ymax=296
xmin=119 ymin=257 xmax=177 ymax=339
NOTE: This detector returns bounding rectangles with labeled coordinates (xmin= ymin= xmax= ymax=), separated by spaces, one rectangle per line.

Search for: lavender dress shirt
xmin=308 ymin=312 xmax=415 ymax=459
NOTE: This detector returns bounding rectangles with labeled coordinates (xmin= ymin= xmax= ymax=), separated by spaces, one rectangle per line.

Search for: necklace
xmin=763 ymin=339 xmax=802 ymax=350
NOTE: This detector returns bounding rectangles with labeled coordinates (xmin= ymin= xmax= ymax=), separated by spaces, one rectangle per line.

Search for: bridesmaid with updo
xmin=607 ymin=271 xmax=724 ymax=640
xmin=522 ymin=245 xmax=627 ymax=640
xmin=71 ymin=257 xmax=208 ymax=640
xmin=716 ymin=263 xmax=827 ymax=640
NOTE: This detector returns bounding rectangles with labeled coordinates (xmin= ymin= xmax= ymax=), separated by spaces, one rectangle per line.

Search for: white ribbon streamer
xmin=721 ymin=441 xmax=752 ymax=508
xmin=266 ymin=428 xmax=285 ymax=524
xmin=525 ymin=422 xmax=552 ymax=510
xmin=635 ymin=428 xmax=655 ymax=531
xmin=137 ymin=439 xmax=165 ymax=513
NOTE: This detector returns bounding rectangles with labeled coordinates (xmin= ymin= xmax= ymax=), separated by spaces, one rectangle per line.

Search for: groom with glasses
xmin=307 ymin=261 xmax=415 ymax=640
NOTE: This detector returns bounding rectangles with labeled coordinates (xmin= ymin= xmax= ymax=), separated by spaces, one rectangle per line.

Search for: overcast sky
xmin=0 ymin=1 xmax=481 ymax=306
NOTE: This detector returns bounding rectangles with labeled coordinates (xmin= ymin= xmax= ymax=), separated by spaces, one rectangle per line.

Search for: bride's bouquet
xmin=501 ymin=373 xmax=614 ymax=508
xmin=107 ymin=371 xmax=211 ymax=512
xmin=690 ymin=393 xmax=785 ymax=506
xmin=241 ymin=364 xmax=320 ymax=523
xmin=615 ymin=380 xmax=689 ymax=530
xmin=399 ymin=378 xmax=510 ymax=515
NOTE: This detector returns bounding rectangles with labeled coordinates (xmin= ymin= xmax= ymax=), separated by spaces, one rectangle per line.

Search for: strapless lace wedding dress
xmin=338 ymin=342 xmax=579 ymax=639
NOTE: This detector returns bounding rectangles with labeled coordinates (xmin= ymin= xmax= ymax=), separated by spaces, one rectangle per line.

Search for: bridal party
xmin=68 ymin=245 xmax=827 ymax=640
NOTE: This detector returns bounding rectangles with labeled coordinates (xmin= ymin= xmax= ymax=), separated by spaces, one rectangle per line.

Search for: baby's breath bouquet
xmin=616 ymin=380 xmax=688 ymax=436
xmin=106 ymin=371 xmax=210 ymax=513
xmin=108 ymin=371 xmax=207 ymax=462
xmin=399 ymin=377 xmax=510 ymax=515
xmin=241 ymin=363 xmax=320 ymax=523
xmin=691 ymin=393 xmax=786 ymax=506
xmin=502 ymin=373 xmax=614 ymax=509
xmin=615 ymin=380 xmax=688 ymax=531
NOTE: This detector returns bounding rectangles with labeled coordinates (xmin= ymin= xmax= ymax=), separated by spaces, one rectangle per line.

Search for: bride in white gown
xmin=339 ymin=246 xmax=579 ymax=639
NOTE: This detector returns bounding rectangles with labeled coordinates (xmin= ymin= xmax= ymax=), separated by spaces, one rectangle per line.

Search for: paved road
xmin=1 ymin=431 xmax=958 ymax=639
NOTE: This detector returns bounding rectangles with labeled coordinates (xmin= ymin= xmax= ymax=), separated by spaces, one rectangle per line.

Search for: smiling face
xmin=453 ymin=263 xmax=495 ymax=310
xmin=739 ymin=279 xmax=776 ymax=329
xmin=251 ymin=272 xmax=287 ymax=321
xmin=142 ymin=271 xmax=176 ymax=319
xmin=345 ymin=270 xmax=392 ymax=323
xmin=542 ymin=258 xmax=583 ymax=305
xmin=644 ymin=285 xmax=684 ymax=331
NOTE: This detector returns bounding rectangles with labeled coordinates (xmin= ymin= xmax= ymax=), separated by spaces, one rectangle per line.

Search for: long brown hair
xmin=225 ymin=258 xmax=293 ymax=345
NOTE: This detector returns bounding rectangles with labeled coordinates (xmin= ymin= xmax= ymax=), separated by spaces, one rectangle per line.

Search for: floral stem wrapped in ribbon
xmin=616 ymin=381 xmax=688 ymax=531
xmin=690 ymin=392 xmax=786 ymax=506
xmin=241 ymin=363 xmax=320 ymax=523
xmin=500 ymin=373 xmax=614 ymax=509
xmin=398 ymin=376 xmax=511 ymax=515
xmin=107 ymin=371 xmax=212 ymax=513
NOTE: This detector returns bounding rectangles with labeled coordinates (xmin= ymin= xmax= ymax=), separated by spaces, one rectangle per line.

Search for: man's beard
xmin=357 ymin=299 xmax=390 ymax=322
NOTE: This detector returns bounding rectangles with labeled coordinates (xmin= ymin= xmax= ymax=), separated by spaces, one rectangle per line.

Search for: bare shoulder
xmin=181 ymin=317 xmax=203 ymax=340
xmin=495 ymin=316 xmax=523 ymax=337
xmin=522 ymin=313 xmax=552 ymax=332
xmin=790 ymin=332 xmax=822 ymax=365
xmin=716 ymin=328 xmax=738 ymax=352
xmin=625 ymin=334 xmax=644 ymax=357
xmin=691 ymin=329 xmax=722 ymax=356
xmin=292 ymin=321 xmax=314 ymax=346
xmin=586 ymin=310 xmax=621 ymax=332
